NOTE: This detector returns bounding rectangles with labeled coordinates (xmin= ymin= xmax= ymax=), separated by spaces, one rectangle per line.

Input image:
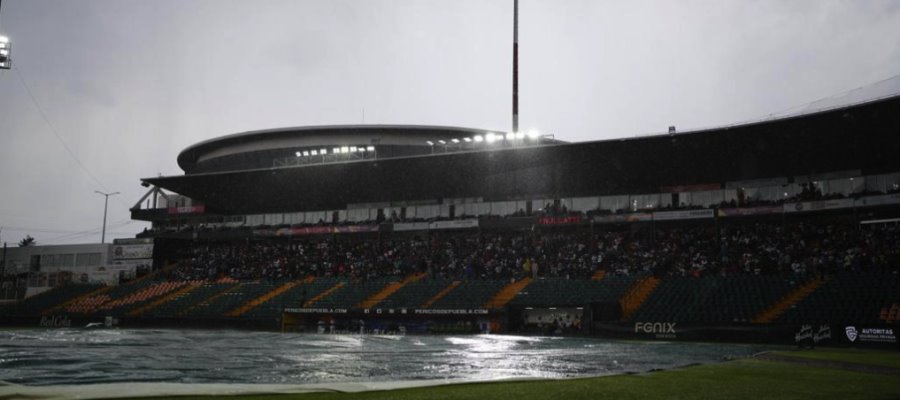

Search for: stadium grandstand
xmin=2 ymin=78 xmax=900 ymax=346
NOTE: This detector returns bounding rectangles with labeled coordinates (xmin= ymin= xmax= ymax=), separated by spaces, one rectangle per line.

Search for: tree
xmin=18 ymin=235 xmax=35 ymax=247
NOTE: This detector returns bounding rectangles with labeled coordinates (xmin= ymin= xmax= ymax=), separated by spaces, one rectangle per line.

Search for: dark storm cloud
xmin=0 ymin=0 xmax=898 ymax=244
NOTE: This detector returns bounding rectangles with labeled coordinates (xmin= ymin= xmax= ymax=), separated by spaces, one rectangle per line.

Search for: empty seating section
xmin=630 ymin=275 xmax=803 ymax=323
xmin=243 ymin=277 xmax=343 ymax=319
xmin=778 ymin=272 xmax=900 ymax=324
xmin=430 ymin=280 xmax=507 ymax=309
xmin=94 ymin=281 xmax=191 ymax=316
xmin=182 ymin=281 xmax=283 ymax=317
xmin=376 ymin=278 xmax=455 ymax=309
xmin=509 ymin=276 xmax=639 ymax=307
xmin=8 ymin=284 xmax=103 ymax=316
xmin=65 ymin=279 xmax=158 ymax=315
xmin=313 ymin=277 xmax=399 ymax=309
xmin=146 ymin=282 xmax=238 ymax=317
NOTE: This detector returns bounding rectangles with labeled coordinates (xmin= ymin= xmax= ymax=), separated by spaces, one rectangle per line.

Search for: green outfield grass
xmin=141 ymin=348 xmax=900 ymax=400
xmin=774 ymin=347 xmax=900 ymax=369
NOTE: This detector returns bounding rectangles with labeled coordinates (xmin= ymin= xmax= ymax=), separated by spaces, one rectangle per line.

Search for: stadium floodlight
xmin=350 ymin=146 xmax=358 ymax=153
xmin=473 ymin=135 xmax=484 ymax=142
xmin=526 ymin=129 xmax=540 ymax=140
xmin=302 ymin=151 xmax=310 ymax=157
xmin=463 ymin=137 xmax=472 ymax=143
xmin=333 ymin=147 xmax=340 ymax=154
xmin=485 ymin=132 xmax=497 ymax=143
xmin=311 ymin=150 xmax=318 ymax=156
xmin=320 ymin=148 xmax=327 ymax=154
xmin=366 ymin=146 xmax=375 ymax=152
xmin=0 ymin=36 xmax=9 ymax=70
xmin=340 ymin=146 xmax=349 ymax=154
xmin=426 ymin=140 xmax=434 ymax=146
xmin=515 ymin=131 xmax=525 ymax=139
xmin=505 ymin=132 xmax=514 ymax=141
xmin=438 ymin=140 xmax=446 ymax=145
xmin=451 ymin=138 xmax=460 ymax=143
xmin=295 ymin=151 xmax=302 ymax=157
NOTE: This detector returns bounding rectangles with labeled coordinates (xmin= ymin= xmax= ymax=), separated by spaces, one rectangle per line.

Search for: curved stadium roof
xmin=176 ymin=125 xmax=523 ymax=173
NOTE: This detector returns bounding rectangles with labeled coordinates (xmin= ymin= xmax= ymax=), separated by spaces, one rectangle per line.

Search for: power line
xmin=13 ymin=65 xmax=112 ymax=192
xmin=11 ymin=63 xmax=133 ymax=211
xmin=1 ymin=219 xmax=135 ymax=235
xmin=2 ymin=220 xmax=138 ymax=244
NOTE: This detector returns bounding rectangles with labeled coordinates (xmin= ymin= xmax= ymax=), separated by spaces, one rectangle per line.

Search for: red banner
xmin=538 ymin=215 xmax=582 ymax=225
xmin=167 ymin=205 xmax=205 ymax=214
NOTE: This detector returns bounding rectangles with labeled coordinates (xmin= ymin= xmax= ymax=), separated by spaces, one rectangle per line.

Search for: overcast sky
xmin=1 ymin=0 xmax=899 ymax=246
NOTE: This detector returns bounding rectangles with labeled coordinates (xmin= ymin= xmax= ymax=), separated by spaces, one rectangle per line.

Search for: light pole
xmin=95 ymin=191 xmax=119 ymax=244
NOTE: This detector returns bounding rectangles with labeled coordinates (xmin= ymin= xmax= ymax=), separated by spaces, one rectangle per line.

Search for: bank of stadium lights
xmin=422 ymin=130 xmax=547 ymax=152
xmin=293 ymin=145 xmax=372 ymax=159
xmin=0 ymin=35 xmax=10 ymax=70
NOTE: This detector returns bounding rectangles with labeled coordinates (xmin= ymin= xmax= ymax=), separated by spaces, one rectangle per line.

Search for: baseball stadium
xmin=2 ymin=1 xmax=900 ymax=398
xmin=2 ymin=78 xmax=900 ymax=399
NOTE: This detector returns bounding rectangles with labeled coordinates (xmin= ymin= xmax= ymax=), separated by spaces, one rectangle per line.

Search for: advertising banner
xmin=413 ymin=309 xmax=489 ymax=315
xmin=793 ymin=324 xmax=833 ymax=346
xmin=254 ymin=225 xmax=379 ymax=237
xmin=429 ymin=219 xmax=479 ymax=230
xmin=284 ymin=307 xmax=348 ymax=314
xmin=652 ymin=209 xmax=714 ymax=221
xmin=783 ymin=199 xmax=854 ymax=213
xmin=855 ymin=193 xmax=900 ymax=208
xmin=167 ymin=205 xmax=205 ymax=215
xmin=393 ymin=222 xmax=430 ymax=232
xmin=112 ymin=244 xmax=154 ymax=260
xmin=538 ymin=215 xmax=583 ymax=225
xmin=717 ymin=206 xmax=783 ymax=217
xmin=842 ymin=325 xmax=897 ymax=345
xmin=594 ymin=213 xmax=652 ymax=224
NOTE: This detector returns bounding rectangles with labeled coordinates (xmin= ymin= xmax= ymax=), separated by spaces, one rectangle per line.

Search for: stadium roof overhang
xmin=143 ymin=95 xmax=900 ymax=216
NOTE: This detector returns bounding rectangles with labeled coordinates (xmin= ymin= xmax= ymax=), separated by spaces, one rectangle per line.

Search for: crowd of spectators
xmin=165 ymin=220 xmax=900 ymax=283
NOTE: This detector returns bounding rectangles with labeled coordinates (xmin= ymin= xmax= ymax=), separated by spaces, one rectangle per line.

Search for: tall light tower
xmin=512 ymin=0 xmax=519 ymax=133
xmin=95 ymin=191 xmax=119 ymax=244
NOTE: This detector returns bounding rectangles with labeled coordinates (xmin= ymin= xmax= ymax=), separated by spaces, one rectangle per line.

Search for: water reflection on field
xmin=0 ymin=329 xmax=771 ymax=386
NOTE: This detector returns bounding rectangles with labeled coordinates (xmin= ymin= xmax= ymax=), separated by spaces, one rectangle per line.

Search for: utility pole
xmin=95 ymin=191 xmax=120 ymax=244
xmin=512 ymin=0 xmax=519 ymax=133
